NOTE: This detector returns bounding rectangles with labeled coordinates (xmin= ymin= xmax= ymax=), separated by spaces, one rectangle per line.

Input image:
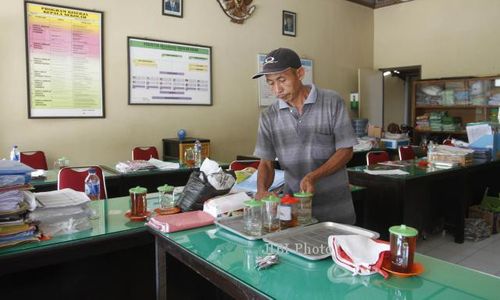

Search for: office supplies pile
xmin=30 ymin=188 xmax=93 ymax=237
xmin=0 ymin=160 xmax=38 ymax=248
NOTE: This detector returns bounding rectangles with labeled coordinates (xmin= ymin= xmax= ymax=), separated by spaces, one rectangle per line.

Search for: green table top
xmin=348 ymin=158 xmax=499 ymax=180
xmin=159 ymin=225 xmax=499 ymax=299
xmin=0 ymin=196 xmax=159 ymax=257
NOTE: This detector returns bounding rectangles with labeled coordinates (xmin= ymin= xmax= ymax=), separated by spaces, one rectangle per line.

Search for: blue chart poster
xmin=128 ymin=37 xmax=212 ymax=105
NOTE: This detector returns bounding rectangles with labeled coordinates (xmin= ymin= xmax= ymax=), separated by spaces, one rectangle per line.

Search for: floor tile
xmin=457 ymin=250 xmax=500 ymax=275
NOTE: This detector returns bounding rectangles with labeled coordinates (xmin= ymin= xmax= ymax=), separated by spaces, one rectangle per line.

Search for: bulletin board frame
xmin=24 ymin=1 xmax=105 ymax=118
xmin=128 ymin=37 xmax=213 ymax=106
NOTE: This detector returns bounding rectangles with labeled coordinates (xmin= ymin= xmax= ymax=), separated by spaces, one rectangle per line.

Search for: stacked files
xmin=29 ymin=188 xmax=93 ymax=237
xmin=232 ymin=169 xmax=285 ymax=194
xmin=0 ymin=160 xmax=38 ymax=248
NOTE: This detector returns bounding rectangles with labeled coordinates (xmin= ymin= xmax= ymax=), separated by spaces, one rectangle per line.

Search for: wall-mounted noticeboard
xmin=128 ymin=37 xmax=212 ymax=106
xmin=25 ymin=2 xmax=104 ymax=118
xmin=257 ymin=54 xmax=313 ymax=107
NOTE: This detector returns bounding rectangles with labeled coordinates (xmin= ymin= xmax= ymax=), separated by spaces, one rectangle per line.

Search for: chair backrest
xmin=57 ymin=166 xmax=107 ymax=200
xmin=398 ymin=145 xmax=416 ymax=160
xmin=366 ymin=151 xmax=390 ymax=166
xmin=20 ymin=151 xmax=48 ymax=170
xmin=229 ymin=160 xmax=260 ymax=171
xmin=132 ymin=146 xmax=159 ymax=160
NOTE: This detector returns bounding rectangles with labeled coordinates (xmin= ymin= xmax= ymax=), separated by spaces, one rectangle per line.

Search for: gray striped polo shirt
xmin=254 ymin=84 xmax=358 ymax=224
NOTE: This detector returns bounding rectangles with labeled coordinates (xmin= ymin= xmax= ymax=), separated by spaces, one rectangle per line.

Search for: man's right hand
xmin=255 ymin=190 xmax=273 ymax=200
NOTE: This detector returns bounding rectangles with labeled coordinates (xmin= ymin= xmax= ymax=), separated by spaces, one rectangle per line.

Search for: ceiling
xmin=346 ymin=0 xmax=414 ymax=9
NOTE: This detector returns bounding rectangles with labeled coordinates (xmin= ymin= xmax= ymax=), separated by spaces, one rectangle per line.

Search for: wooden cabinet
xmin=412 ymin=76 xmax=500 ymax=142
xmin=162 ymin=138 xmax=210 ymax=163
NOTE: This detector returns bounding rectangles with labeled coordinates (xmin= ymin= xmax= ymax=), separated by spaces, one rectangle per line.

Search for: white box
xmin=380 ymin=138 xmax=410 ymax=149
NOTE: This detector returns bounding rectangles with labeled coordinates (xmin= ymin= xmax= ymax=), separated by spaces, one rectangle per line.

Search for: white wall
xmin=0 ymin=0 xmax=373 ymax=167
xmin=374 ymin=0 xmax=500 ymax=79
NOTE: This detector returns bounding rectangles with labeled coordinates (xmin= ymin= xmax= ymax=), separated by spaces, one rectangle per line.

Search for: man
xmin=165 ymin=0 xmax=180 ymax=13
xmin=252 ymin=48 xmax=357 ymax=224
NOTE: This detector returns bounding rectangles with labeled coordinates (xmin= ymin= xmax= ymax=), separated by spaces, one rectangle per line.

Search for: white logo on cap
xmin=264 ymin=57 xmax=278 ymax=65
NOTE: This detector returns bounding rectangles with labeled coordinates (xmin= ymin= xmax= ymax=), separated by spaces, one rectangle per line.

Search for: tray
xmin=215 ymin=215 xmax=317 ymax=241
xmin=263 ymin=222 xmax=379 ymax=261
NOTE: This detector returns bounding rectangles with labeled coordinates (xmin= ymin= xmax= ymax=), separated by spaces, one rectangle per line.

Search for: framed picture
xmin=25 ymin=1 xmax=104 ymax=118
xmin=282 ymin=10 xmax=296 ymax=37
xmin=163 ymin=0 xmax=183 ymax=18
xmin=128 ymin=37 xmax=212 ymax=105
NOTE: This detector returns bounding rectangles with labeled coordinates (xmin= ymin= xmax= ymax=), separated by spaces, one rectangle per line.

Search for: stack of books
xmin=0 ymin=160 xmax=38 ymax=249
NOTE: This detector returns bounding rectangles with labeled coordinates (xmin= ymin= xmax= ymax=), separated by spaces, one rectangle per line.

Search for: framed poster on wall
xmin=257 ymin=54 xmax=313 ymax=106
xmin=128 ymin=37 xmax=212 ymax=105
xmin=25 ymin=2 xmax=104 ymax=118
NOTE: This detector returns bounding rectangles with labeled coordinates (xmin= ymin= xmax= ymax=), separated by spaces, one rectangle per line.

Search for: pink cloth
xmin=146 ymin=211 xmax=214 ymax=233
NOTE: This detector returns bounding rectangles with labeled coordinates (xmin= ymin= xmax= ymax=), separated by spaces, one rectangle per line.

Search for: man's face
xmin=265 ymin=67 xmax=304 ymax=103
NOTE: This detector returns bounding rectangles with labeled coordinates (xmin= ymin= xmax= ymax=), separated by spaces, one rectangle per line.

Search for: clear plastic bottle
xmin=84 ymin=168 xmax=100 ymax=200
xmin=10 ymin=145 xmax=20 ymax=161
xmin=194 ymin=139 xmax=202 ymax=167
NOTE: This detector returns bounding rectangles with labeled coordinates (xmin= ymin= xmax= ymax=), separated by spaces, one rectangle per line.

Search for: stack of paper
xmin=30 ymin=188 xmax=93 ymax=237
xmin=148 ymin=158 xmax=179 ymax=170
xmin=0 ymin=160 xmax=38 ymax=248
xmin=232 ymin=169 xmax=285 ymax=194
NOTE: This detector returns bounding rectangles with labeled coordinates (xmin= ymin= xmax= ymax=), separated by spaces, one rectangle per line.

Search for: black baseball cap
xmin=252 ymin=48 xmax=302 ymax=79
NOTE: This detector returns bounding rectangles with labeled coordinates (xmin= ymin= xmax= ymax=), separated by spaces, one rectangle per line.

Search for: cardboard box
xmin=380 ymin=138 xmax=410 ymax=149
xmin=368 ymin=125 xmax=382 ymax=138
xmin=468 ymin=205 xmax=500 ymax=234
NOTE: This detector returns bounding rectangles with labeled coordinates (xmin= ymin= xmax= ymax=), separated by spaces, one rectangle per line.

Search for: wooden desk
xmin=30 ymin=164 xmax=229 ymax=198
xmin=348 ymin=159 xmax=500 ymax=243
xmin=0 ymin=197 xmax=157 ymax=299
xmin=149 ymin=224 xmax=500 ymax=300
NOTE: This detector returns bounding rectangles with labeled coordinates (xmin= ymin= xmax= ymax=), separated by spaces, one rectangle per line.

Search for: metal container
xmin=263 ymin=222 xmax=380 ymax=260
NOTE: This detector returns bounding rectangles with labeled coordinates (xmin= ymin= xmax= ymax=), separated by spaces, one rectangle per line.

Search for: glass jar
xmin=243 ymin=199 xmax=263 ymax=236
xmin=389 ymin=224 xmax=418 ymax=273
xmin=294 ymin=191 xmax=313 ymax=225
xmin=129 ymin=186 xmax=148 ymax=217
xmin=262 ymin=194 xmax=281 ymax=233
xmin=184 ymin=147 xmax=195 ymax=168
xmin=157 ymin=184 xmax=175 ymax=209
xmin=279 ymin=194 xmax=298 ymax=229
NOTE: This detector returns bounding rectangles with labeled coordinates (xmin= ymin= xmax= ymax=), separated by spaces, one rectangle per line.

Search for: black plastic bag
xmin=177 ymin=170 xmax=235 ymax=211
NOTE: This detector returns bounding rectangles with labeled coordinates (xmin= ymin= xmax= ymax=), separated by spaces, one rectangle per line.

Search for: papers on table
xmin=148 ymin=158 xmax=179 ymax=170
xmin=35 ymin=188 xmax=90 ymax=208
xmin=233 ymin=169 xmax=285 ymax=193
xmin=363 ymin=169 xmax=409 ymax=175
xmin=31 ymin=188 xmax=93 ymax=237
xmin=203 ymin=192 xmax=251 ymax=218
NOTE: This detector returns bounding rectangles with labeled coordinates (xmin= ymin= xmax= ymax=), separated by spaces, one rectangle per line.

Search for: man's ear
xmin=296 ymin=67 xmax=305 ymax=81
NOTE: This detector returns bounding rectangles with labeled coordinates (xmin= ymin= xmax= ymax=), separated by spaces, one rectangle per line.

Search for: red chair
xmin=229 ymin=160 xmax=260 ymax=171
xmin=58 ymin=166 xmax=107 ymax=200
xmin=366 ymin=151 xmax=390 ymax=166
xmin=132 ymin=146 xmax=159 ymax=160
xmin=20 ymin=151 xmax=48 ymax=170
xmin=398 ymin=145 xmax=416 ymax=160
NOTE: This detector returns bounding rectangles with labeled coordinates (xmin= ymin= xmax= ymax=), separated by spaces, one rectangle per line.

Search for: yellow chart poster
xmin=25 ymin=2 xmax=104 ymax=118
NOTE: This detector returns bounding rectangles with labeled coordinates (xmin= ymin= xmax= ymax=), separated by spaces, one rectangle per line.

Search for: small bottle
xmin=10 ymin=145 xmax=20 ymax=161
xmin=194 ymin=139 xmax=202 ymax=167
xmin=84 ymin=168 xmax=100 ymax=200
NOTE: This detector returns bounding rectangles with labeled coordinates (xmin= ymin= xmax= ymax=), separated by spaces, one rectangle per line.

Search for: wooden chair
xmin=132 ymin=146 xmax=159 ymax=160
xmin=398 ymin=145 xmax=416 ymax=160
xmin=58 ymin=166 xmax=107 ymax=200
xmin=20 ymin=151 xmax=48 ymax=170
xmin=366 ymin=151 xmax=390 ymax=166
